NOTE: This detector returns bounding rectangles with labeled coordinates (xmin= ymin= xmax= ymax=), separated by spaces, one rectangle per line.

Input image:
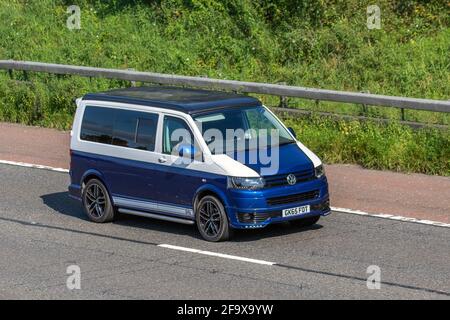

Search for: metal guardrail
xmin=275 ymin=107 xmax=449 ymax=130
xmin=1 ymin=60 xmax=449 ymax=113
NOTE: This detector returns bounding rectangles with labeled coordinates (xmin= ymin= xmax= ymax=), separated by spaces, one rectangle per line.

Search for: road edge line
xmin=0 ymin=159 xmax=69 ymax=173
xmin=158 ymin=244 xmax=276 ymax=265
xmin=331 ymin=206 xmax=450 ymax=228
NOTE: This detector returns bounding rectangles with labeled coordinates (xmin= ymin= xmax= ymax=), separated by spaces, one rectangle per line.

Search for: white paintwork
xmin=75 ymin=97 xmax=82 ymax=107
xmin=296 ymin=141 xmax=322 ymax=168
xmin=208 ymin=154 xmax=260 ymax=177
xmin=71 ymin=99 xmax=324 ymax=178
xmin=71 ymin=99 xmax=260 ymax=178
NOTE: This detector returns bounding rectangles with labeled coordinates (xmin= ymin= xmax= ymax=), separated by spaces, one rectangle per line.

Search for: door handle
xmin=158 ymin=157 xmax=167 ymax=163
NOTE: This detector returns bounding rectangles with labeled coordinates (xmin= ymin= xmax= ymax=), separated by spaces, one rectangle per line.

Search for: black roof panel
xmin=82 ymin=86 xmax=261 ymax=114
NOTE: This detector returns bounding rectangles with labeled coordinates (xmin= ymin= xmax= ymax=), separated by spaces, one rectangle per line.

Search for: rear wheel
xmin=196 ymin=195 xmax=231 ymax=242
xmin=82 ymin=179 xmax=115 ymax=223
xmin=290 ymin=215 xmax=320 ymax=228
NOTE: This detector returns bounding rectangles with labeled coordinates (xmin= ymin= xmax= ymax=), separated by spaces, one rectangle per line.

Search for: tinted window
xmin=135 ymin=118 xmax=157 ymax=151
xmin=81 ymin=106 xmax=158 ymax=152
xmin=80 ymin=106 xmax=114 ymax=144
xmin=112 ymin=109 xmax=139 ymax=148
xmin=193 ymin=106 xmax=295 ymax=153
xmin=163 ymin=116 xmax=194 ymax=155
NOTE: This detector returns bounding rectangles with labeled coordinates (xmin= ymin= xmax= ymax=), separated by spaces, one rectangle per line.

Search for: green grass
xmin=0 ymin=0 xmax=449 ymax=175
xmin=284 ymin=116 xmax=449 ymax=176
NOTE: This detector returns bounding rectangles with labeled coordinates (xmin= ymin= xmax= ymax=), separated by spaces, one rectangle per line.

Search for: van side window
xmin=112 ymin=109 xmax=139 ymax=148
xmin=112 ymin=109 xmax=158 ymax=151
xmin=81 ymin=106 xmax=158 ymax=152
xmin=80 ymin=106 xmax=114 ymax=144
xmin=135 ymin=117 xmax=157 ymax=151
xmin=163 ymin=116 xmax=194 ymax=155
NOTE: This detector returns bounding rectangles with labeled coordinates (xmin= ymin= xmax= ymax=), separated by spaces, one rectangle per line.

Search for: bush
xmin=284 ymin=116 xmax=450 ymax=175
xmin=0 ymin=0 xmax=448 ymax=175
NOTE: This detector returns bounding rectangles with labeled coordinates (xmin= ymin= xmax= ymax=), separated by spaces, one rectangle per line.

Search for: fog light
xmin=238 ymin=213 xmax=255 ymax=223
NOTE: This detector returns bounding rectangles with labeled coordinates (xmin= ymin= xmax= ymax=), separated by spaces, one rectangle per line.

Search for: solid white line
xmin=0 ymin=159 xmax=69 ymax=173
xmin=1 ymin=159 xmax=448 ymax=229
xmin=331 ymin=206 xmax=450 ymax=228
xmin=158 ymin=244 xmax=276 ymax=266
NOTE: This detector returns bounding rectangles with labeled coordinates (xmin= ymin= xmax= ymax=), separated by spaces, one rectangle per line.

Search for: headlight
xmin=227 ymin=177 xmax=265 ymax=190
xmin=315 ymin=164 xmax=325 ymax=178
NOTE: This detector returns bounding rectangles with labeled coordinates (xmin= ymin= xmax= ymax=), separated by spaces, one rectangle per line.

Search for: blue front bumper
xmin=225 ymin=176 xmax=330 ymax=229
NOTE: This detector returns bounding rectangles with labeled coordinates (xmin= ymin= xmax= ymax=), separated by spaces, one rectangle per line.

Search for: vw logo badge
xmin=286 ymin=174 xmax=297 ymax=185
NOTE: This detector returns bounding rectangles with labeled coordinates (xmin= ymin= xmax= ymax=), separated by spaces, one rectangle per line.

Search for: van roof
xmin=82 ymin=86 xmax=261 ymax=115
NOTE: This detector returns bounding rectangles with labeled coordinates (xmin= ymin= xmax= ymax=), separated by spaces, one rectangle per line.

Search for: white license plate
xmin=282 ymin=205 xmax=310 ymax=218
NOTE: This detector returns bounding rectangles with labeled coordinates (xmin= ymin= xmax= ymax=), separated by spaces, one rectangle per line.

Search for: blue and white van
xmin=69 ymin=86 xmax=330 ymax=241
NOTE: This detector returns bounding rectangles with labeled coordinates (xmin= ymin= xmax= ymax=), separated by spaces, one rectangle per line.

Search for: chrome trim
xmin=118 ymin=208 xmax=195 ymax=225
xmin=112 ymin=197 xmax=194 ymax=218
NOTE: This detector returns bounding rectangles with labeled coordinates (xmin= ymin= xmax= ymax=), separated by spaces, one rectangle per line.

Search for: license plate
xmin=282 ymin=205 xmax=310 ymax=218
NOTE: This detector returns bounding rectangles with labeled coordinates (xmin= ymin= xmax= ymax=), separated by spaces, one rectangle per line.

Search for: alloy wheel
xmin=198 ymin=200 xmax=222 ymax=237
xmin=84 ymin=183 xmax=106 ymax=218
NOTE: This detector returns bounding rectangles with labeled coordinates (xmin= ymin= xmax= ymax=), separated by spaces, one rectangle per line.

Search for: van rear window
xmin=80 ymin=106 xmax=158 ymax=152
xmin=80 ymin=106 xmax=114 ymax=144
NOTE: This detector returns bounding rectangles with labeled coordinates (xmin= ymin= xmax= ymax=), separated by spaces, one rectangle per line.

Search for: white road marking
xmin=0 ymin=159 xmax=449 ymax=228
xmin=0 ymin=160 xmax=69 ymax=173
xmin=331 ymin=207 xmax=450 ymax=228
xmin=158 ymin=244 xmax=276 ymax=266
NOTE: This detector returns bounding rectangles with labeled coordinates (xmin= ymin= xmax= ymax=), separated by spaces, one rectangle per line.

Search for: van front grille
xmin=266 ymin=190 xmax=319 ymax=206
xmin=237 ymin=198 xmax=329 ymax=224
xmin=263 ymin=169 xmax=314 ymax=188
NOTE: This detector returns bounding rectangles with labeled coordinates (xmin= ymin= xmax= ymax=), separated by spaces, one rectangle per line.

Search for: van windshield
xmin=193 ymin=106 xmax=295 ymax=154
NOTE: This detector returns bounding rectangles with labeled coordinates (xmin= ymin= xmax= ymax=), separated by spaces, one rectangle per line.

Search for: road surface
xmin=1 ymin=121 xmax=449 ymax=224
xmin=0 ymin=163 xmax=449 ymax=299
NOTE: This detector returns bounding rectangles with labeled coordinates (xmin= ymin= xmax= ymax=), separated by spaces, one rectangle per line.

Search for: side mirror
xmin=288 ymin=127 xmax=297 ymax=138
xmin=177 ymin=144 xmax=198 ymax=159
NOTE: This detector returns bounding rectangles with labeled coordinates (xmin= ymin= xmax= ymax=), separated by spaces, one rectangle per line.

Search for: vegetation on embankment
xmin=0 ymin=0 xmax=449 ymax=175
xmin=284 ymin=117 xmax=449 ymax=176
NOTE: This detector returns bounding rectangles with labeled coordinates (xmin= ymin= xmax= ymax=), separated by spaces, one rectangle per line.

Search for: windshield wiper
xmin=278 ymin=140 xmax=296 ymax=146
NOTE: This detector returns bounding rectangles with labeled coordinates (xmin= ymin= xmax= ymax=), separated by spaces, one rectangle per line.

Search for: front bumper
xmin=226 ymin=176 xmax=330 ymax=229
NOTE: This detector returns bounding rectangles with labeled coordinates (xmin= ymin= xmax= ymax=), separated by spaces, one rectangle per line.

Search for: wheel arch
xmin=80 ymin=170 xmax=112 ymax=201
xmin=81 ymin=169 xmax=105 ymax=186
xmin=193 ymin=185 xmax=231 ymax=212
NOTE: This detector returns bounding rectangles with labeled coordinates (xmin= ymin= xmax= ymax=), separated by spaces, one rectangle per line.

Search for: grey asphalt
xmin=0 ymin=163 xmax=449 ymax=300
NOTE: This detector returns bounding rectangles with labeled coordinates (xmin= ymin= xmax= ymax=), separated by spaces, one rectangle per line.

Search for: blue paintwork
xmin=70 ymin=146 xmax=329 ymax=229
xmin=69 ymin=150 xmax=227 ymax=209
xmin=72 ymin=87 xmax=331 ymax=231
xmin=227 ymin=142 xmax=314 ymax=176
xmin=225 ymin=176 xmax=329 ymax=229
xmin=193 ymin=183 xmax=233 ymax=209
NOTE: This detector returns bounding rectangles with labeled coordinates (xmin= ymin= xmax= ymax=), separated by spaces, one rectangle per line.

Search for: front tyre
xmin=196 ymin=195 xmax=231 ymax=242
xmin=82 ymin=179 xmax=115 ymax=223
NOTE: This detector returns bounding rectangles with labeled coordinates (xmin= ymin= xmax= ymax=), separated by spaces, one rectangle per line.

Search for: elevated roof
xmin=82 ymin=86 xmax=261 ymax=114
